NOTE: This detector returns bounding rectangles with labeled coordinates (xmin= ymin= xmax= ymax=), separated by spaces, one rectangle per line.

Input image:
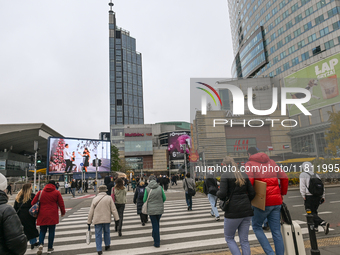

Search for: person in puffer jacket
xmin=245 ymin=147 xmax=288 ymax=255
xmin=0 ymin=173 xmax=27 ymax=255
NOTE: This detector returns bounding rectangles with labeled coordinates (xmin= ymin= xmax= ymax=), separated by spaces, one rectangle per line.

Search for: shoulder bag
xmin=185 ymin=178 xmax=196 ymax=196
xmin=219 ymin=184 xmax=236 ymax=211
xmin=29 ymin=191 xmax=43 ymax=218
xmin=142 ymin=189 xmax=152 ymax=215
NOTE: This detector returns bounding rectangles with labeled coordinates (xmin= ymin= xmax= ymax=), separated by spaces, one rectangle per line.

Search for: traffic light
xmin=37 ymin=155 xmax=42 ymax=164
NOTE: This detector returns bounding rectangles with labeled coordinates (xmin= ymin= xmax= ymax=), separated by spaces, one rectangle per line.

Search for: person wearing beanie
xmin=0 ymin=173 xmax=27 ymax=255
xmin=88 ymin=185 xmax=119 ymax=255
xmin=245 ymin=147 xmax=288 ymax=255
xmin=32 ymin=180 xmax=65 ymax=255
xmin=133 ymin=181 xmax=148 ymax=225
xmin=300 ymin=161 xmax=329 ymax=234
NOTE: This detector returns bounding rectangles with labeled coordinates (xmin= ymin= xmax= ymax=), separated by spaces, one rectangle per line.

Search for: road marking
xmin=330 ymin=201 xmax=340 ymax=203
xmin=303 ymin=211 xmax=332 ymax=216
xmin=288 ymin=195 xmax=302 ymax=198
xmin=293 ymin=205 xmax=304 ymax=207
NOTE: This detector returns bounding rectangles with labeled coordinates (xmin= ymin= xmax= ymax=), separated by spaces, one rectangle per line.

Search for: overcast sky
xmin=0 ymin=0 xmax=232 ymax=139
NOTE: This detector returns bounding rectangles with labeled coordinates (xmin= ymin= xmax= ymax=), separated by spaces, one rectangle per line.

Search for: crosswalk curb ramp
xmin=24 ymin=198 xmax=334 ymax=255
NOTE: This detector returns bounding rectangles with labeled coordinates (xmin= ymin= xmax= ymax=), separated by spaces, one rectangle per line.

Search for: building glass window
xmin=291 ymin=3 xmax=298 ymax=12
xmin=315 ymin=15 xmax=324 ymax=25
xmin=325 ymin=39 xmax=334 ymax=50
xmin=316 ymin=0 xmax=326 ymax=10
xmin=285 ymin=34 xmax=292 ymax=43
xmin=292 ymin=57 xmax=299 ymax=66
xmin=291 ymin=134 xmax=315 ymax=153
xmin=320 ymin=27 xmax=329 ymax=37
xmin=305 ymin=7 xmax=313 ymax=17
xmin=301 ymin=51 xmax=310 ymax=61
xmin=304 ymin=22 xmax=312 ymax=31
xmin=295 ymin=14 xmax=303 ymax=23
xmin=308 ymin=34 xmax=317 ymax=43
xmin=286 ymin=21 xmax=293 ymax=30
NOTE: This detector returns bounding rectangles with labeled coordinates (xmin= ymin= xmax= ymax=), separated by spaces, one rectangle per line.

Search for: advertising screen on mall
xmin=168 ymin=131 xmax=191 ymax=160
xmin=285 ymin=53 xmax=340 ymax=116
xmin=47 ymin=137 xmax=111 ymax=175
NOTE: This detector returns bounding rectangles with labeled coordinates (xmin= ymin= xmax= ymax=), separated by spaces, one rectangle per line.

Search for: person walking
xmin=203 ymin=174 xmax=220 ymax=221
xmin=300 ymin=161 xmax=329 ymax=234
xmin=245 ymin=147 xmax=288 ymax=255
xmin=0 ymin=173 xmax=27 ymax=255
xmin=14 ymin=184 xmax=40 ymax=250
xmin=6 ymin=183 xmax=12 ymax=196
xmin=87 ymin=185 xmax=119 ymax=255
xmin=71 ymin=179 xmax=77 ymax=197
xmin=32 ymin=180 xmax=65 ymax=255
xmin=77 ymin=180 xmax=83 ymax=194
xmin=64 ymin=182 xmax=69 ymax=194
xmin=114 ymin=178 xmax=127 ymax=236
xmin=84 ymin=180 xmax=88 ymax=193
xmin=133 ymin=181 xmax=148 ymax=225
xmin=171 ymin=174 xmax=177 ymax=186
xmin=143 ymin=175 xmax=166 ymax=248
xmin=217 ymin=156 xmax=256 ymax=255
xmin=104 ymin=176 xmax=114 ymax=196
xmin=183 ymin=173 xmax=195 ymax=211
xmin=131 ymin=178 xmax=137 ymax=192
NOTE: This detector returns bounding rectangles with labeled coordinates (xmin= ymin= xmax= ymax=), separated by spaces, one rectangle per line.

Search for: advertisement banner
xmin=284 ymin=53 xmax=340 ymax=116
xmin=47 ymin=137 xmax=111 ymax=175
xmin=168 ymin=131 xmax=191 ymax=160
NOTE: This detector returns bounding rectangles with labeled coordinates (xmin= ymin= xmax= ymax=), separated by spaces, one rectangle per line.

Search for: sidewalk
xmin=198 ymin=235 xmax=340 ymax=255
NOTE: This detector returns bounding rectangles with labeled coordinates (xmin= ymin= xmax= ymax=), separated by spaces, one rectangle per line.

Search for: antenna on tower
xmin=108 ymin=0 xmax=114 ymax=13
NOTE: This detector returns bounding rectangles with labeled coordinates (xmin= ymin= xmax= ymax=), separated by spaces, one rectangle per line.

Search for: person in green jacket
xmin=143 ymin=175 xmax=166 ymax=248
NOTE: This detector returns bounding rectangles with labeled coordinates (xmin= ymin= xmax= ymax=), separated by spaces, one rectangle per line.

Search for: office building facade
xmin=109 ymin=3 xmax=144 ymax=126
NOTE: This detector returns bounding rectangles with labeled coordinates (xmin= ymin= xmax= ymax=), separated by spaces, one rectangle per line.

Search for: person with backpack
xmin=182 ymin=173 xmax=195 ymax=211
xmin=245 ymin=147 xmax=288 ymax=255
xmin=114 ymin=178 xmax=127 ymax=236
xmin=133 ymin=181 xmax=148 ymax=225
xmin=299 ymin=161 xmax=329 ymax=234
xmin=131 ymin=178 xmax=137 ymax=192
xmin=203 ymin=174 xmax=220 ymax=221
xmin=87 ymin=185 xmax=119 ymax=255
xmin=217 ymin=156 xmax=255 ymax=255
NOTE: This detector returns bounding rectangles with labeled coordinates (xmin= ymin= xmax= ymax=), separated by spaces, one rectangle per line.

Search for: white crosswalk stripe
xmin=24 ymin=198 xmax=333 ymax=255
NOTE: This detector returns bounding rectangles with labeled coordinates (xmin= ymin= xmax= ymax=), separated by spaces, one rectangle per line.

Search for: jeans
xmin=304 ymin=195 xmax=324 ymax=228
xmin=150 ymin=215 xmax=162 ymax=247
xmin=94 ymin=185 xmax=97 ymax=192
xmin=224 ymin=217 xmax=252 ymax=255
xmin=39 ymin=225 xmax=56 ymax=249
xmin=185 ymin=192 xmax=192 ymax=210
xmin=29 ymin=238 xmax=37 ymax=245
xmin=252 ymin=205 xmax=284 ymax=255
xmin=71 ymin=188 xmax=76 ymax=196
xmin=115 ymin=204 xmax=125 ymax=232
xmin=208 ymin=193 xmax=219 ymax=217
xmin=95 ymin=223 xmax=110 ymax=252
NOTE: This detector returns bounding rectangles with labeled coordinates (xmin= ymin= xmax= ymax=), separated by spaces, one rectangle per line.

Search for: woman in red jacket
xmin=31 ymin=180 xmax=65 ymax=255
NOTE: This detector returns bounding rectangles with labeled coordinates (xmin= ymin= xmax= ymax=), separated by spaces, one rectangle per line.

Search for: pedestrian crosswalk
xmin=24 ymin=198 xmax=333 ymax=255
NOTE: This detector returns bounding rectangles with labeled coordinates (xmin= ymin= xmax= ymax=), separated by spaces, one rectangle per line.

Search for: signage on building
xmin=267 ymin=146 xmax=274 ymax=151
xmin=189 ymin=150 xmax=199 ymax=162
xmin=283 ymin=145 xmax=290 ymax=149
xmin=125 ymin=133 xmax=144 ymax=137
xmin=168 ymin=131 xmax=191 ymax=160
xmin=226 ymin=138 xmax=256 ymax=152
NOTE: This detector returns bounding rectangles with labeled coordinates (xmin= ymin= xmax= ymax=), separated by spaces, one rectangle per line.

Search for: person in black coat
xmin=133 ymin=181 xmax=148 ymax=225
xmin=14 ymin=184 xmax=39 ymax=250
xmin=0 ymin=174 xmax=27 ymax=255
xmin=104 ymin=176 xmax=115 ymax=195
xmin=216 ymin=156 xmax=255 ymax=255
xmin=84 ymin=181 xmax=88 ymax=193
xmin=203 ymin=174 xmax=220 ymax=220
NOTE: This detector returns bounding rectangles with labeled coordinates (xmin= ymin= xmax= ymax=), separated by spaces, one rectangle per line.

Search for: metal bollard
xmin=305 ymin=209 xmax=320 ymax=255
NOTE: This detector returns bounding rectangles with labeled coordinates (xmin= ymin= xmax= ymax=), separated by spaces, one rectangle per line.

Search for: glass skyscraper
xmin=109 ymin=4 xmax=144 ymax=126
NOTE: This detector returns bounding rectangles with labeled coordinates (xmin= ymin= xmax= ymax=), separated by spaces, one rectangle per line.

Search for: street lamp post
xmin=95 ymin=154 xmax=98 ymax=194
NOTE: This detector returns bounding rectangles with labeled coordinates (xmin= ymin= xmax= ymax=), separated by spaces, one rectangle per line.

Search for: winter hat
xmin=99 ymin=185 xmax=108 ymax=192
xmin=301 ymin=162 xmax=314 ymax=172
xmin=0 ymin=173 xmax=7 ymax=191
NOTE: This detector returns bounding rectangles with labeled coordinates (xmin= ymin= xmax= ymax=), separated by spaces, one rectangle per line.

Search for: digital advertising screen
xmin=47 ymin=137 xmax=111 ymax=175
xmin=168 ymin=131 xmax=191 ymax=160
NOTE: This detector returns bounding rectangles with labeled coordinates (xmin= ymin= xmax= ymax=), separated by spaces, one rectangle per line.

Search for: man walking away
xmin=183 ymin=173 xmax=195 ymax=211
xmin=300 ymin=161 xmax=329 ymax=234
xmin=84 ymin=181 xmax=88 ymax=193
xmin=94 ymin=180 xmax=97 ymax=193
xmin=6 ymin=183 xmax=12 ymax=196
xmin=245 ymin=147 xmax=288 ymax=255
xmin=71 ymin=180 xmax=77 ymax=197
xmin=203 ymin=174 xmax=220 ymax=221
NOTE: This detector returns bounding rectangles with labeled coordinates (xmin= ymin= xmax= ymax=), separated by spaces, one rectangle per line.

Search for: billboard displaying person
xmin=168 ymin=131 xmax=191 ymax=160
xmin=284 ymin=53 xmax=340 ymax=116
xmin=47 ymin=137 xmax=110 ymax=174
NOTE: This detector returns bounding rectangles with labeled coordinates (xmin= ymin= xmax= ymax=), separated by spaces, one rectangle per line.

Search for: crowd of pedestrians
xmin=0 ymin=148 xmax=331 ymax=255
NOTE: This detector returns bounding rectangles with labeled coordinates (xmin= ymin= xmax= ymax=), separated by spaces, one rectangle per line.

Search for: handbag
xmin=219 ymin=185 xmax=236 ymax=211
xmin=185 ymin=178 xmax=196 ymax=196
xmin=111 ymin=187 xmax=115 ymax=202
xmin=86 ymin=225 xmax=91 ymax=245
xmin=142 ymin=189 xmax=152 ymax=215
xmin=281 ymin=202 xmax=292 ymax=224
xmin=29 ymin=191 xmax=43 ymax=218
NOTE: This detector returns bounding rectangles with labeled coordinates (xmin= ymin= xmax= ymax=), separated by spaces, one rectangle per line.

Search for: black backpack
xmin=137 ymin=187 xmax=145 ymax=200
xmin=306 ymin=172 xmax=324 ymax=197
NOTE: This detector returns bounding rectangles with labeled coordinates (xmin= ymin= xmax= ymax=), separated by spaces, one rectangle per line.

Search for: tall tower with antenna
xmin=108 ymin=1 xmax=144 ymax=132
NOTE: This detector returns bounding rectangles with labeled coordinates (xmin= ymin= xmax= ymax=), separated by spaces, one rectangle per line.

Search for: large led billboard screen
xmin=168 ymin=131 xmax=191 ymax=160
xmin=47 ymin=137 xmax=111 ymax=175
xmin=284 ymin=53 xmax=340 ymax=116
